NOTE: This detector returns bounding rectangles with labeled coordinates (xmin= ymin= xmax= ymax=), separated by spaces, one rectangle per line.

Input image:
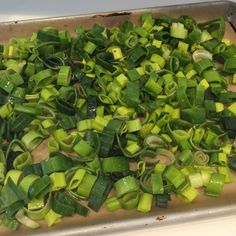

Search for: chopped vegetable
xmin=0 ymin=12 xmax=235 ymax=230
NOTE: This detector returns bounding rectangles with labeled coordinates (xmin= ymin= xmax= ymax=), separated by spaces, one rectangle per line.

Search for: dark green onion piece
xmin=102 ymin=156 xmax=129 ymax=173
xmin=229 ymin=155 xmax=236 ymax=172
xmin=194 ymin=59 xmax=213 ymax=75
xmin=181 ymin=107 xmax=206 ymax=124
xmin=22 ymin=163 xmax=43 ymax=177
xmin=1 ymin=177 xmax=28 ymax=206
xmin=99 ymin=119 xmax=124 ymax=157
xmin=1 ymin=214 xmax=20 ymax=230
xmin=28 ymin=175 xmax=51 ymax=199
xmin=88 ymin=174 xmax=113 ymax=212
xmin=155 ymin=193 xmax=170 ymax=208
xmin=52 ymin=192 xmax=76 ymax=216
xmin=223 ymin=57 xmax=236 ymax=73
xmin=199 ymin=17 xmax=225 ymax=41
xmin=41 ymin=156 xmax=73 ymax=175
xmin=11 ymin=113 xmax=35 ymax=132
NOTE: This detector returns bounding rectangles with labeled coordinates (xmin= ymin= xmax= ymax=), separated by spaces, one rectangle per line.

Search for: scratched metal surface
xmin=0 ymin=1 xmax=236 ymax=235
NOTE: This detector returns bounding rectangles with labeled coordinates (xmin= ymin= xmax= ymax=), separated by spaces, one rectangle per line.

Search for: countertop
xmin=0 ymin=1 xmax=236 ymax=236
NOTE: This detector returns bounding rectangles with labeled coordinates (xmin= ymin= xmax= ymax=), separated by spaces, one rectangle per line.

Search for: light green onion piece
xmin=192 ymin=49 xmax=212 ymax=62
xmin=22 ymin=130 xmax=44 ymax=151
xmin=125 ymin=141 xmax=141 ymax=155
xmin=137 ymin=193 xmax=153 ymax=213
xmin=121 ymin=191 xmax=139 ymax=209
xmin=188 ymin=173 xmax=203 ymax=188
xmin=201 ymin=170 xmax=212 ymax=186
xmin=67 ymin=169 xmax=86 ymax=190
xmin=170 ymin=22 xmax=188 ymax=39
xmin=164 ymin=165 xmax=186 ymax=189
xmin=57 ymin=66 xmax=72 ymax=86
xmin=40 ymin=85 xmax=59 ymax=102
xmin=44 ymin=209 xmax=62 ymax=227
xmin=47 ymin=138 xmax=59 ymax=153
xmin=25 ymin=194 xmax=52 ymax=220
xmin=15 ymin=209 xmax=40 ymax=229
xmin=109 ymin=46 xmax=123 ymax=60
xmin=114 ymin=176 xmax=139 ymax=198
xmin=205 ymin=173 xmax=225 ymax=197
xmin=83 ymin=41 xmax=97 ymax=54
xmin=126 ymin=119 xmax=142 ymax=133
xmin=73 ymin=139 xmax=93 ymax=157
xmin=144 ymin=79 xmax=162 ymax=95
xmin=4 ymin=170 xmax=22 ymax=185
xmin=218 ymin=166 xmax=232 ymax=183
xmin=151 ymin=173 xmax=164 ymax=194
xmin=77 ymin=172 xmax=97 ymax=198
xmin=106 ymin=197 xmax=122 ymax=212
xmin=177 ymin=149 xmax=194 ymax=166
xmin=27 ymin=198 xmax=45 ymax=211
xmin=49 ymin=172 xmax=67 ymax=191
xmin=58 ymin=135 xmax=74 ymax=152
xmin=13 ymin=152 xmax=32 ymax=170
xmin=150 ymin=54 xmax=165 ymax=68
xmin=178 ymin=185 xmax=198 ymax=203
xmin=92 ymin=116 xmax=109 ymax=132
xmin=0 ymin=103 xmax=12 ymax=118
xmin=53 ymin=128 xmax=67 ymax=142
xmin=227 ymin=102 xmax=236 ymax=116
xmin=154 ymin=163 xmax=166 ymax=174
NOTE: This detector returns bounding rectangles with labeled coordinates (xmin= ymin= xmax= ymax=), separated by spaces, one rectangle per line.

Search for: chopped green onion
xmin=15 ymin=209 xmax=40 ymax=229
xmin=170 ymin=23 xmax=188 ymax=39
xmin=0 ymin=12 xmax=236 ymax=230
xmin=137 ymin=193 xmax=153 ymax=212
xmin=205 ymin=173 xmax=225 ymax=197
xmin=114 ymin=176 xmax=139 ymax=198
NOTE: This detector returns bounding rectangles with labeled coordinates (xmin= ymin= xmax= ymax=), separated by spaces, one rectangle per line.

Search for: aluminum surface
xmin=0 ymin=1 xmax=236 ymax=235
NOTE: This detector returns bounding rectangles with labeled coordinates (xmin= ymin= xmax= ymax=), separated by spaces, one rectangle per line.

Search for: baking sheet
xmin=1 ymin=1 xmax=236 ymax=235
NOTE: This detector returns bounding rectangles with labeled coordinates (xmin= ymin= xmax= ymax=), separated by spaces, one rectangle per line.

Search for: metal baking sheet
xmin=1 ymin=1 xmax=236 ymax=235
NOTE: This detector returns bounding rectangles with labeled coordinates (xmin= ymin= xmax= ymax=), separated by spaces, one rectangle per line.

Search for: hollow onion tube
xmin=137 ymin=193 xmax=153 ymax=213
xmin=178 ymin=185 xmax=198 ymax=202
xmin=66 ymin=169 xmax=87 ymax=190
xmin=205 ymin=173 xmax=225 ymax=197
xmin=114 ymin=176 xmax=139 ymax=198
xmin=13 ymin=152 xmax=32 ymax=170
xmin=106 ymin=197 xmax=122 ymax=212
xmin=164 ymin=165 xmax=186 ymax=189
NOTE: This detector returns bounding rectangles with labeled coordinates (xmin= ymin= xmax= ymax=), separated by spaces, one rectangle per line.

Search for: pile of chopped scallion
xmin=0 ymin=13 xmax=236 ymax=230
